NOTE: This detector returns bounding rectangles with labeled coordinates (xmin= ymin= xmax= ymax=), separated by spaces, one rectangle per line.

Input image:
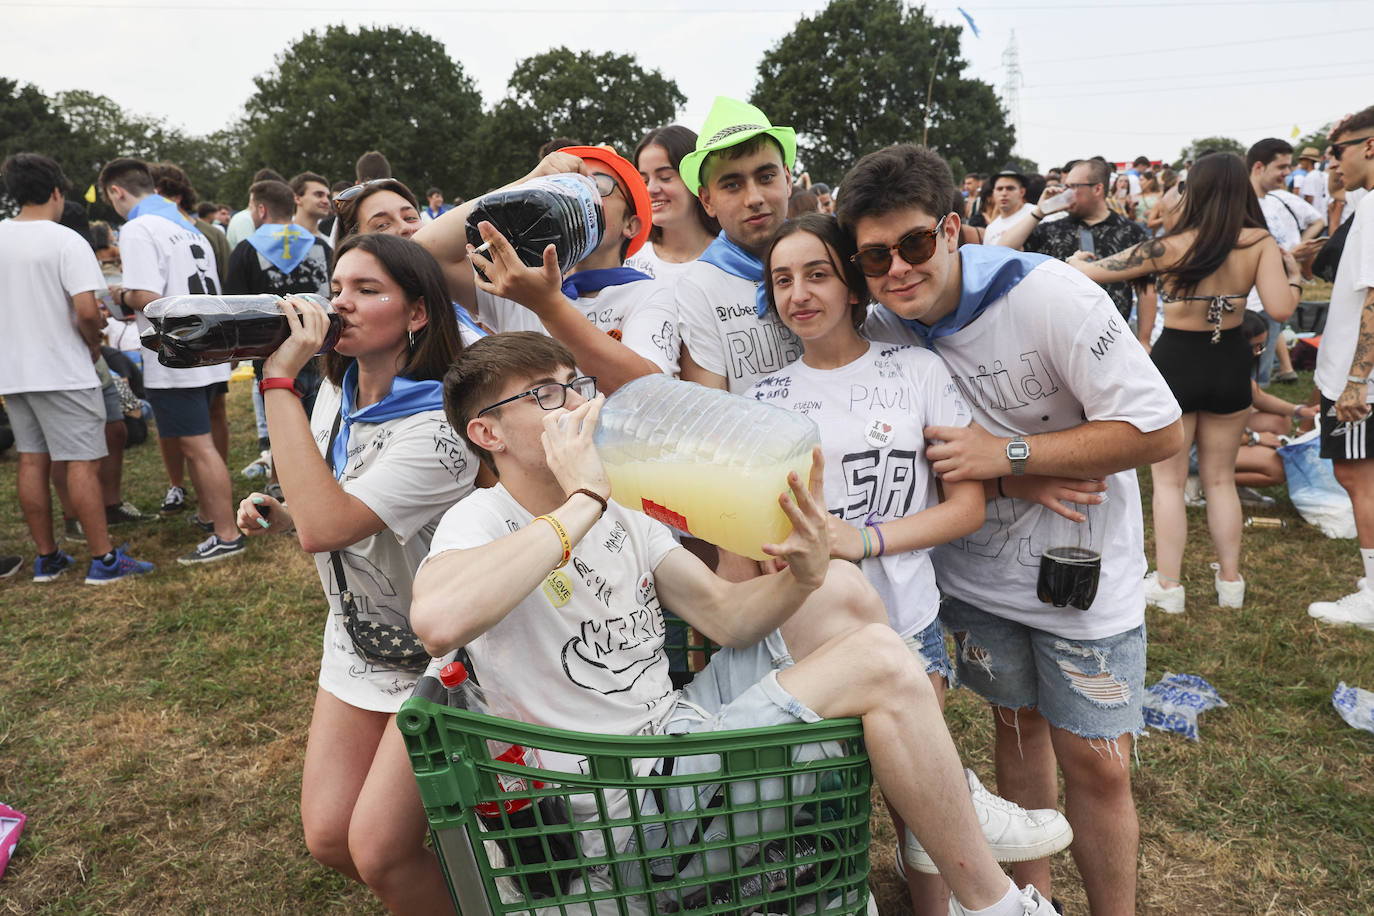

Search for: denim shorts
xmin=904 ymin=618 xmax=954 ymax=686
xmin=941 ymin=595 xmax=1146 ymax=740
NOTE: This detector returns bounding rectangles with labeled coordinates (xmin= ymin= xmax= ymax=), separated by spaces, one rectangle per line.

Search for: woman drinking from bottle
xmin=627 ymin=125 xmax=720 ymax=286
xmin=236 ymin=232 xmax=476 ymax=915
xmin=749 ymin=214 xmax=1073 ymax=915
xmin=1068 ymin=152 xmax=1301 ymax=613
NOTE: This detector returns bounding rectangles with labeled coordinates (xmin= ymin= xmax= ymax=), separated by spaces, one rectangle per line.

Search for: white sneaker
xmin=904 ymin=769 xmax=1074 ymax=874
xmin=949 ymin=883 xmax=1057 ymax=916
xmin=1308 ymin=584 xmax=1374 ymax=630
xmin=1143 ymin=571 xmax=1185 ymax=614
xmin=1184 ymin=474 xmax=1206 ymax=508
xmin=1211 ymin=563 xmax=1245 ymax=608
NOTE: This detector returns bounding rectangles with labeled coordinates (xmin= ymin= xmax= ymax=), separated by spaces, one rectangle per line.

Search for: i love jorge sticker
xmin=865 ymin=417 xmax=894 ymax=448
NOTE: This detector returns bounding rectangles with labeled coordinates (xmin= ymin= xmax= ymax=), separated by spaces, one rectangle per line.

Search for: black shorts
xmin=1150 ymin=326 xmax=1252 ymax=414
xmin=1319 ymin=395 xmax=1373 ymax=460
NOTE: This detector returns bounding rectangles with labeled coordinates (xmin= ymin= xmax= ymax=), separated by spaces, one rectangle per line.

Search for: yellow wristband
xmin=534 ymin=514 xmax=572 ymax=569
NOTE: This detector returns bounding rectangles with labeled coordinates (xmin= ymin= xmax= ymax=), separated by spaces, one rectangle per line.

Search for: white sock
xmin=957 ymin=878 xmax=1020 ymax=916
xmin=1361 ymin=549 xmax=1374 ymax=586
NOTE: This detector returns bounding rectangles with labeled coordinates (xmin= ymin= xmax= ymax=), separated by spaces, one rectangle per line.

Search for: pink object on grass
xmin=0 ymin=802 xmax=25 ymax=880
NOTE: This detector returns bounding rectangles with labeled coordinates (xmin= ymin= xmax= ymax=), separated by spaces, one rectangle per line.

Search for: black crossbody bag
xmin=326 ymin=411 xmax=430 ymax=671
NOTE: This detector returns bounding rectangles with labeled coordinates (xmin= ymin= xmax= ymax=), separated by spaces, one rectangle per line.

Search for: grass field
xmin=1 ymin=371 xmax=1371 ymax=915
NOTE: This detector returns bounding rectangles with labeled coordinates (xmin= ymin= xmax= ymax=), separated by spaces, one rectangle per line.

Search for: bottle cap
xmin=439 ymin=661 xmax=469 ymax=687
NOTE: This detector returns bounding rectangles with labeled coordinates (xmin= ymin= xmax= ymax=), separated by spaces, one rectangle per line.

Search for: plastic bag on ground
xmin=1277 ymin=429 xmax=1357 ymax=539
xmin=0 ymin=801 xmax=26 ymax=880
xmin=1142 ymin=672 xmax=1227 ymax=741
xmin=1332 ymin=682 xmax=1374 ymax=735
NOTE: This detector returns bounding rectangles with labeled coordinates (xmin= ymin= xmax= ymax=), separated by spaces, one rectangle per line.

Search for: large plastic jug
xmin=594 ymin=375 xmax=820 ymax=561
xmin=466 ymin=174 xmax=605 ymax=274
xmin=141 ymin=293 xmax=339 ymax=368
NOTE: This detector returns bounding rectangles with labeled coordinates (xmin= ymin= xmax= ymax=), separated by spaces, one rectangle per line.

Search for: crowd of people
xmin=3 ymin=95 xmax=1373 ymax=916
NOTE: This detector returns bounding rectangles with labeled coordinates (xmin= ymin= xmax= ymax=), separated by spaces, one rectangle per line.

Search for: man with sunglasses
xmin=415 ymin=147 xmax=678 ymax=394
xmin=1310 ymin=105 xmax=1374 ymax=628
xmin=839 ymin=144 xmax=1183 ymax=915
xmin=993 ymin=157 xmax=1155 ymax=340
xmin=411 ymin=331 xmax=1063 ymax=916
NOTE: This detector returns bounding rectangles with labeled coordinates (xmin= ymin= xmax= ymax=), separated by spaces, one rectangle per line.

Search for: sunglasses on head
xmin=850 ymin=215 xmax=948 ymax=277
xmin=333 ymin=178 xmax=396 ymax=203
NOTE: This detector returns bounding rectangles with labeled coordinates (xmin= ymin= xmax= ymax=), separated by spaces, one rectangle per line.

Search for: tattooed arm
xmin=1335 ymin=286 xmax=1374 ymax=422
xmin=1068 ymin=237 xmax=1167 ymax=283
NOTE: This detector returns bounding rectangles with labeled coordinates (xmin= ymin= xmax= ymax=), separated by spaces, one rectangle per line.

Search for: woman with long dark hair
xmin=628 ymin=125 xmax=721 ymax=285
xmin=1070 ymin=152 xmax=1302 ymax=613
xmin=236 ymin=233 xmax=476 ymax=914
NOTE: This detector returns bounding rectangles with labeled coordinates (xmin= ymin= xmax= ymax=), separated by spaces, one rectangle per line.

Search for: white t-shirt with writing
xmin=1316 ymin=192 xmax=1374 ymax=403
xmin=745 ymin=343 xmax=972 ymax=636
xmin=864 ymin=257 xmax=1181 ymax=639
xmin=310 ymin=381 xmax=479 ymax=712
xmin=0 ymin=219 xmax=105 ymax=394
xmin=120 ymin=213 xmax=231 ymax=390
xmin=985 ymin=203 xmax=1037 ymax=246
xmin=676 ymin=260 xmax=803 ymax=394
xmin=624 ymin=241 xmax=698 ymax=290
xmin=425 ymin=483 xmax=682 ymax=745
xmin=475 ymin=278 xmax=681 ymax=375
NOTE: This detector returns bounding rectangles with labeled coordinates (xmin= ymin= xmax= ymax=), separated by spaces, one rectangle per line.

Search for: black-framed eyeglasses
xmin=590 ymin=173 xmax=622 ymax=199
xmin=1065 ymin=182 xmax=1100 ymax=190
xmin=850 ymin=215 xmax=947 ymax=277
xmin=477 ymin=376 xmax=598 ymax=417
xmin=333 ymin=178 xmax=395 ymax=203
xmin=1332 ymin=135 xmax=1373 ymax=158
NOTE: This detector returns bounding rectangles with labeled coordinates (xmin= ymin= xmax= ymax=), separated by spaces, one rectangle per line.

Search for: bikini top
xmin=1159 ymin=290 xmax=1247 ymax=343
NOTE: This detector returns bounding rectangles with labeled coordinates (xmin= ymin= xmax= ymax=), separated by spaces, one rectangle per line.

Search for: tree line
xmin=3 ymin=0 xmax=1040 ymax=217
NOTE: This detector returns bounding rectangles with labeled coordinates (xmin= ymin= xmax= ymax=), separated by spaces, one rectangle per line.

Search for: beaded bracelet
xmin=534 ymin=514 xmax=572 ymax=569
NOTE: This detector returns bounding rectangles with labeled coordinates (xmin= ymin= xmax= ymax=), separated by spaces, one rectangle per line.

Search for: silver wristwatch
xmin=1006 ymin=436 xmax=1030 ymax=475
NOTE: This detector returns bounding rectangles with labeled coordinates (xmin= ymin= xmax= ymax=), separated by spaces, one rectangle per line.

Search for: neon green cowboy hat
xmin=679 ymin=96 xmax=797 ymax=196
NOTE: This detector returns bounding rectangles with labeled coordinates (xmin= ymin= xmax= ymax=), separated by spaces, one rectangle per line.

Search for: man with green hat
xmin=676 ymin=96 xmax=803 ymax=398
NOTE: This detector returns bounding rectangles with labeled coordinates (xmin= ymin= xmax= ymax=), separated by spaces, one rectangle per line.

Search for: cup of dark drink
xmin=1033 ymin=494 xmax=1109 ymax=611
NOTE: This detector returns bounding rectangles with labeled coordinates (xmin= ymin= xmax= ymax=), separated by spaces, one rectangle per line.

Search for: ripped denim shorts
xmin=940 ymin=595 xmax=1146 ymax=741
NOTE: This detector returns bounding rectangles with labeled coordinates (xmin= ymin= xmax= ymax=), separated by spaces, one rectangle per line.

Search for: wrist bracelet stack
xmin=860 ymin=522 xmax=886 ymax=559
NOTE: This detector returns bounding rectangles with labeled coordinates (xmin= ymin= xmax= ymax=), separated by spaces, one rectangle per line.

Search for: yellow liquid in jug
xmin=604 ymin=456 xmax=814 ymax=561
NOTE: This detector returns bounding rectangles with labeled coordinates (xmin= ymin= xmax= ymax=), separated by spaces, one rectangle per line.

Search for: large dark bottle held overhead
xmin=140 ymin=293 xmax=341 ymax=369
xmin=466 ymin=174 xmax=605 ymax=274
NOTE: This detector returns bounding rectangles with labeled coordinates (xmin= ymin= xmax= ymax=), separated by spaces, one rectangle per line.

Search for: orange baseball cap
xmin=559 ymin=145 xmax=652 ymax=258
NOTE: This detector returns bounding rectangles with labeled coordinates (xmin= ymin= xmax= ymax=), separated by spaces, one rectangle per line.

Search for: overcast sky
xmin=5 ymin=0 xmax=1373 ymax=179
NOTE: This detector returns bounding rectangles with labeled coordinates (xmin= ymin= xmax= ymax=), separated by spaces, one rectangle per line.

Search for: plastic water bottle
xmin=241 ymin=450 xmax=272 ymax=479
xmin=140 ymin=293 xmax=340 ymax=369
xmin=594 ymin=375 xmax=820 ymax=561
xmin=466 ymin=174 xmax=605 ymax=274
xmin=437 ymin=661 xmax=577 ymax=897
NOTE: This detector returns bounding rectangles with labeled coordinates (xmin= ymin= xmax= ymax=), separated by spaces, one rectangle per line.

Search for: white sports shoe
xmin=903 ymin=769 xmax=1074 ymax=874
xmin=1143 ymin=571 xmax=1185 ymax=614
xmin=1308 ymin=584 xmax=1374 ymax=630
xmin=1211 ymin=563 xmax=1245 ymax=608
xmin=948 ymin=883 xmax=1058 ymax=916
xmin=1184 ymin=474 xmax=1206 ymax=508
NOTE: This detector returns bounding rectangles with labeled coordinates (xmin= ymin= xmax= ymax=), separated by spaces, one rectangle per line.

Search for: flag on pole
xmin=958 ymin=6 xmax=981 ymax=37
xmin=1290 ymin=125 xmax=1301 ymax=139
xmin=84 ymin=184 xmax=96 ymax=203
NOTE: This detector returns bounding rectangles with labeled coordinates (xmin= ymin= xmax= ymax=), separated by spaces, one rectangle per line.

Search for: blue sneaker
xmin=33 ymin=550 xmax=74 ymax=582
xmin=85 ymin=545 xmax=155 ymax=585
